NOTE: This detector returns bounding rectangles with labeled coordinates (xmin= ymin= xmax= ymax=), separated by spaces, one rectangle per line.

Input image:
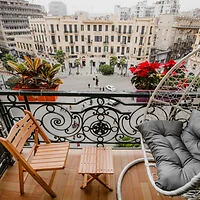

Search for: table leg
xmin=80 ymin=174 xmax=95 ymax=189
xmin=90 ymin=174 xmax=113 ymax=191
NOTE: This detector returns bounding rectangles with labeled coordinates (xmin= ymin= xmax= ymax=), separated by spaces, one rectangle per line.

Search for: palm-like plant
xmin=54 ymin=50 xmax=65 ymax=72
xmin=6 ymin=55 xmax=63 ymax=89
xmin=74 ymin=58 xmax=81 ymax=75
xmin=110 ymin=56 xmax=118 ymax=73
xmin=119 ymin=57 xmax=127 ymax=75
xmin=110 ymin=56 xmax=118 ymax=67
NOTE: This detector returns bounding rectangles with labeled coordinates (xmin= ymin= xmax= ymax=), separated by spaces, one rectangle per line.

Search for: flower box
xmin=133 ymin=86 xmax=153 ymax=103
xmin=12 ymin=86 xmax=59 ymax=102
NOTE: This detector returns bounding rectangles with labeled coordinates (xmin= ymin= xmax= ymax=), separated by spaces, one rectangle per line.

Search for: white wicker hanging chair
xmin=117 ymin=47 xmax=200 ymax=200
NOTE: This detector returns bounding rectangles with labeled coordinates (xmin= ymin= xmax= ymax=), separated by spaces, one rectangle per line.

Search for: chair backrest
xmin=0 ymin=110 xmax=51 ymax=164
xmin=144 ymin=47 xmax=200 ymax=123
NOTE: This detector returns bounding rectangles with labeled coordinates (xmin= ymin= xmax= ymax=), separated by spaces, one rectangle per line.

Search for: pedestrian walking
xmin=95 ymin=76 xmax=99 ymax=86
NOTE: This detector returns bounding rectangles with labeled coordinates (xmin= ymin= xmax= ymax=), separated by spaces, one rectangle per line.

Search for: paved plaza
xmin=58 ymin=65 xmax=133 ymax=93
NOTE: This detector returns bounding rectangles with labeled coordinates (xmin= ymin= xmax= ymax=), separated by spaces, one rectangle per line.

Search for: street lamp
xmin=90 ymin=59 xmax=93 ymax=74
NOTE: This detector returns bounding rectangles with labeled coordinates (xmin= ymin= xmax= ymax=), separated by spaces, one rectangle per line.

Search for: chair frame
xmin=117 ymin=47 xmax=200 ymax=200
xmin=0 ymin=110 xmax=70 ymax=198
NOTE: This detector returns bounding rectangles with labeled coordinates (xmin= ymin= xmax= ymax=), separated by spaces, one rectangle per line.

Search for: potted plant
xmin=6 ymin=55 xmax=63 ymax=101
xmin=129 ymin=60 xmax=188 ymax=102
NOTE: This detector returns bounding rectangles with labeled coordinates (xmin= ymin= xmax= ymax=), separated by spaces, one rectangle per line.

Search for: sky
xmin=29 ymin=0 xmax=200 ymax=15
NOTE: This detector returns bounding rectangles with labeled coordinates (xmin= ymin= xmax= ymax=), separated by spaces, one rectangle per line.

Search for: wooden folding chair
xmin=0 ymin=110 xmax=70 ymax=198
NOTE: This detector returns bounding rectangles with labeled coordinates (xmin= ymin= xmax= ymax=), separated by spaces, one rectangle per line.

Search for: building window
xmin=94 ymin=47 xmax=97 ymax=52
xmin=136 ymin=25 xmax=139 ymax=32
xmin=112 ymin=25 xmax=115 ymax=31
xmin=99 ymin=25 xmax=102 ymax=31
xmin=87 ymin=35 xmax=91 ymax=43
xmin=70 ymin=35 xmax=73 ymax=43
xmin=98 ymin=47 xmax=101 ymax=52
xmin=135 ymin=37 xmax=137 ymax=44
xmin=57 ymin=24 xmax=59 ymax=31
xmin=65 ymin=46 xmax=69 ymax=53
xmin=50 ymin=24 xmax=54 ymax=33
xmin=127 ymin=36 xmax=131 ymax=43
xmin=51 ymin=36 xmax=56 ymax=44
xmin=118 ymin=36 xmax=121 ymax=42
xmin=139 ymin=37 xmax=143 ymax=45
xmin=126 ymin=47 xmax=130 ymax=53
xmin=141 ymin=26 xmax=145 ymax=34
xmin=88 ymin=46 xmax=91 ymax=52
xmin=81 ymin=25 xmax=84 ymax=31
xmin=121 ymin=47 xmax=125 ymax=55
xmin=82 ymin=46 xmax=85 ymax=53
xmin=105 ymin=35 xmax=109 ymax=43
xmin=94 ymin=36 xmax=102 ymax=42
xmin=123 ymin=25 xmax=127 ymax=34
xmin=64 ymin=24 xmax=67 ymax=33
xmin=65 ymin=35 xmax=68 ymax=42
xmin=69 ymin=24 xmax=72 ymax=33
xmin=117 ymin=46 xmax=120 ymax=53
xmin=87 ymin=25 xmax=90 ymax=31
xmin=71 ymin=46 xmax=74 ymax=54
xmin=58 ymin=35 xmax=60 ymax=42
xmin=76 ymin=46 xmax=79 ymax=52
xmin=93 ymin=25 xmax=97 ymax=31
xmin=111 ymin=36 xmax=114 ymax=42
xmin=111 ymin=46 xmax=114 ymax=54
xmin=128 ymin=25 xmax=132 ymax=34
xmin=118 ymin=25 xmax=121 ymax=33
xmin=104 ymin=46 xmax=108 ymax=52
xmin=150 ymin=26 xmax=153 ymax=34
xmin=138 ymin=48 xmax=142 ymax=56
xmin=105 ymin=25 xmax=108 ymax=31
xmin=122 ymin=36 xmax=126 ymax=44
xmin=81 ymin=35 xmax=84 ymax=42
xmin=74 ymin=24 xmax=78 ymax=33
xmin=75 ymin=35 xmax=78 ymax=42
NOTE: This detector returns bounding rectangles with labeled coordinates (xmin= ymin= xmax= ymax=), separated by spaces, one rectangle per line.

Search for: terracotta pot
xmin=12 ymin=86 xmax=59 ymax=102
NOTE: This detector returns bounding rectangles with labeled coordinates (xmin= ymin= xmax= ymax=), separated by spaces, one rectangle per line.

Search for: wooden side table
xmin=78 ymin=146 xmax=114 ymax=191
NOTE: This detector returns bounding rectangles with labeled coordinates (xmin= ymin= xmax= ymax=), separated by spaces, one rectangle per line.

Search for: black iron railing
xmin=0 ymin=90 xmax=153 ymax=146
xmin=0 ymin=89 xmax=194 ymax=177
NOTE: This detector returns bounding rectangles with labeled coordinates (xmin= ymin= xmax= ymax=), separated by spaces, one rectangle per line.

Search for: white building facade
xmin=0 ymin=0 xmax=45 ymax=52
xmin=15 ymin=14 xmax=154 ymax=67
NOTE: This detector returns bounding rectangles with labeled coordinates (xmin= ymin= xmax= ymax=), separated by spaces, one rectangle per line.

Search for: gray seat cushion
xmin=137 ymin=118 xmax=200 ymax=191
xmin=182 ymin=109 xmax=200 ymax=161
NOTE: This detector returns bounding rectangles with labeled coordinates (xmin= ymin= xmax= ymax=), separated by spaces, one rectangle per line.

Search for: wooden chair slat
xmin=7 ymin=114 xmax=30 ymax=142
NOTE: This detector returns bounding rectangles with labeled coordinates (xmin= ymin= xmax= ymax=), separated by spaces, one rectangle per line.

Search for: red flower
xmin=178 ymin=78 xmax=189 ymax=88
xmin=163 ymin=60 xmax=176 ymax=68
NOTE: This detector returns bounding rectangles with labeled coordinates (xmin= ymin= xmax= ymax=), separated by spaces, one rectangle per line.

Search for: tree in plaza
xmin=110 ymin=56 xmax=118 ymax=67
xmin=54 ymin=50 xmax=65 ymax=72
xmin=99 ymin=64 xmax=114 ymax=75
xmin=119 ymin=57 xmax=127 ymax=75
xmin=1 ymin=53 xmax=17 ymax=72
xmin=75 ymin=57 xmax=81 ymax=75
